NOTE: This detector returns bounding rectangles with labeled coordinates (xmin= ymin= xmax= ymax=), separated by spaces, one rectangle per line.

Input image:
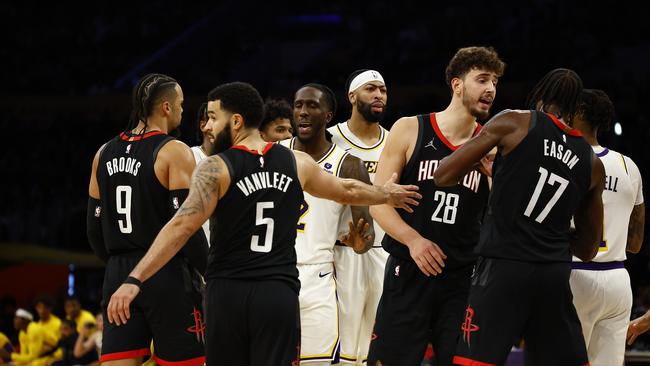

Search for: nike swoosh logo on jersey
xmin=318 ymin=271 xmax=331 ymax=278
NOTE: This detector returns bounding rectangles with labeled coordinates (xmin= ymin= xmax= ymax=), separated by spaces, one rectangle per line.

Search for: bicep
xmin=168 ymin=146 xmax=196 ymax=190
xmin=175 ymin=157 xmax=227 ymax=228
xmin=374 ymin=133 xmax=407 ymax=186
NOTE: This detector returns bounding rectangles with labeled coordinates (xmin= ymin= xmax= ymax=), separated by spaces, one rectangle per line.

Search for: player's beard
xmin=211 ymin=123 xmax=233 ymax=155
xmin=356 ymin=99 xmax=384 ymax=123
xmin=462 ymin=87 xmax=490 ymax=120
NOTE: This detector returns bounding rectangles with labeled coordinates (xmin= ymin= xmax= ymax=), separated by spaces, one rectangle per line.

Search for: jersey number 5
xmin=524 ymin=167 xmax=569 ymax=223
xmin=251 ymin=202 xmax=275 ymax=253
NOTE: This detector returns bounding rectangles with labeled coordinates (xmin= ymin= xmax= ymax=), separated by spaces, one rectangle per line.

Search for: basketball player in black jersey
xmin=105 ymin=82 xmax=421 ymax=366
xmin=86 ymin=74 xmax=209 ymax=366
xmin=435 ymin=69 xmax=605 ymax=365
xmin=367 ymin=47 xmax=505 ymax=366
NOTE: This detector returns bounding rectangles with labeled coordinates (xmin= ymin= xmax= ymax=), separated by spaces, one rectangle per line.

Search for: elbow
xmin=627 ymin=240 xmax=642 ymax=254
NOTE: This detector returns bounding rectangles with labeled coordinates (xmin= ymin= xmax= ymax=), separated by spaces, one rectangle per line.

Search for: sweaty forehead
xmin=295 ymin=87 xmax=323 ymax=103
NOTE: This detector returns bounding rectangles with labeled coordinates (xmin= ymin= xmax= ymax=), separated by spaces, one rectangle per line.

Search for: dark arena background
xmin=1 ymin=1 xmax=649 ymax=365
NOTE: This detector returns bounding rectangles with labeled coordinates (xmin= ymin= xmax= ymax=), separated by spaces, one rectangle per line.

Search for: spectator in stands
xmin=63 ymin=296 xmax=95 ymax=334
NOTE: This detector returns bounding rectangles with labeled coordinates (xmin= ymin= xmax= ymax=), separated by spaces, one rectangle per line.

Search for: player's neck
xmin=133 ymin=119 xmax=166 ymax=134
xmin=232 ymin=129 xmax=269 ymax=151
xmin=436 ymin=102 xmax=478 ymax=144
xmin=292 ymin=135 xmax=332 ymax=161
xmin=348 ymin=111 xmax=381 ymax=144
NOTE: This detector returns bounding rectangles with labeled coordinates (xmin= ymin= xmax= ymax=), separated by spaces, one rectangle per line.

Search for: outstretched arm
xmin=434 ymin=111 xmax=521 ymax=187
xmin=295 ymin=150 xmax=421 ymax=210
xmin=106 ymin=156 xmax=229 ymax=325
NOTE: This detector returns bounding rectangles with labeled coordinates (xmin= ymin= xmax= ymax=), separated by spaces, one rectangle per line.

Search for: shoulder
xmin=390 ymin=115 xmax=419 ymax=132
xmin=327 ymin=122 xmax=343 ymax=134
xmin=483 ymin=109 xmax=530 ymax=133
xmin=158 ymin=140 xmax=194 ymax=165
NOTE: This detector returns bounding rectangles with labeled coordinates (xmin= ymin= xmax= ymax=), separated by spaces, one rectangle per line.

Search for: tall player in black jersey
xmin=86 ymin=74 xmax=209 ymax=366
xmin=435 ymin=69 xmax=605 ymax=365
xmin=105 ymin=82 xmax=421 ymax=366
xmin=367 ymin=47 xmax=504 ymax=366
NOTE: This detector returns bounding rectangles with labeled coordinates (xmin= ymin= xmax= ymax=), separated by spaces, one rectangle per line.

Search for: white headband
xmin=348 ymin=70 xmax=385 ymax=93
xmin=15 ymin=308 xmax=33 ymax=321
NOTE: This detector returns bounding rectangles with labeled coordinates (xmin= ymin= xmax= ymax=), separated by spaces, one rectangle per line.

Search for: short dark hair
xmin=345 ymin=69 xmax=369 ymax=95
xmin=64 ymin=295 xmax=80 ymax=304
xmin=196 ymin=102 xmax=208 ymax=140
xmin=445 ymin=46 xmax=506 ymax=87
xmin=300 ymin=83 xmax=337 ymax=115
xmin=126 ymin=73 xmax=178 ymax=133
xmin=260 ymin=99 xmax=292 ymax=131
xmin=34 ymin=294 xmax=55 ymax=309
xmin=578 ymin=89 xmax=614 ymax=133
xmin=207 ymin=82 xmax=264 ymax=129
xmin=527 ymin=68 xmax=583 ymax=122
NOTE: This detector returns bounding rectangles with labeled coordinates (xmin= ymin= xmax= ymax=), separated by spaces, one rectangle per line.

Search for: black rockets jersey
xmin=477 ymin=111 xmax=593 ymax=262
xmin=382 ymin=113 xmax=490 ymax=269
xmin=206 ymin=143 xmax=304 ymax=292
xmin=96 ymin=131 xmax=174 ymax=254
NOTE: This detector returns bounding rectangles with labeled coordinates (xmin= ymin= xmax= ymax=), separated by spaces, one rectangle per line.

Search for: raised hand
xmin=339 ymin=218 xmax=373 ymax=254
xmin=383 ymin=172 xmax=421 ymax=212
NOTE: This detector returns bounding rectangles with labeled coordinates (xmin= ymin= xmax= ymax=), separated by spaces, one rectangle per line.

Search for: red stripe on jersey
xmin=153 ymin=355 xmax=206 ymax=366
xmin=545 ymin=113 xmax=582 ymax=136
xmin=99 ymin=348 xmax=151 ymax=362
xmin=119 ymin=131 xmax=165 ymax=141
xmin=232 ymin=142 xmax=275 ymax=155
xmin=429 ymin=113 xmax=481 ymax=151
xmin=453 ymin=355 xmax=496 ymax=366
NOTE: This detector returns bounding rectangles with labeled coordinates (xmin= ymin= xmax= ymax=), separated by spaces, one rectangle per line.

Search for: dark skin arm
xmin=571 ymin=154 xmax=605 ymax=261
xmin=434 ymin=110 xmax=604 ymax=261
xmin=338 ymin=154 xmax=375 ymax=254
xmin=627 ymin=203 xmax=645 ymax=253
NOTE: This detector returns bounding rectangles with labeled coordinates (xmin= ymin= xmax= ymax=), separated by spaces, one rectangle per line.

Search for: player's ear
xmin=451 ymin=77 xmax=462 ymax=96
xmin=348 ymin=91 xmax=356 ymax=105
xmin=232 ymin=113 xmax=244 ymax=130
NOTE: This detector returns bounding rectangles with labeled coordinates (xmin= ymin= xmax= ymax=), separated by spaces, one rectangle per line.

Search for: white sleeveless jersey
xmin=279 ymin=138 xmax=350 ymax=264
xmin=328 ymin=121 xmax=389 ymax=247
xmin=190 ymin=146 xmax=210 ymax=244
xmin=573 ymin=146 xmax=644 ymax=262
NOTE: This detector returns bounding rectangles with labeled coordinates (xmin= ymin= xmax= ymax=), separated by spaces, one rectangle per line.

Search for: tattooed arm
xmin=107 ymin=155 xmax=230 ymax=325
xmin=627 ymin=203 xmax=645 ymax=253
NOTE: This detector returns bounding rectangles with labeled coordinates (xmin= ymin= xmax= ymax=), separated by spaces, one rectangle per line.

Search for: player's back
xmin=479 ymin=111 xmax=593 ymax=262
xmin=574 ymin=147 xmax=643 ymax=262
xmin=97 ymin=131 xmax=174 ymax=254
xmin=206 ymin=143 xmax=304 ymax=292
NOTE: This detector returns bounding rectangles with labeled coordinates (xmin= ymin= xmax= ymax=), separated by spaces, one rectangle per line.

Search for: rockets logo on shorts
xmin=186 ymin=307 xmax=205 ymax=343
xmin=94 ymin=206 xmax=101 ymax=217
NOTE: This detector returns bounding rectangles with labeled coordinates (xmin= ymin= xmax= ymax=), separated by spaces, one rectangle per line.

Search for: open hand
xmin=107 ymin=283 xmax=140 ymax=326
xmin=383 ymin=173 xmax=421 ymax=212
xmin=408 ymin=236 xmax=447 ymax=276
xmin=628 ymin=312 xmax=650 ymax=345
xmin=339 ymin=218 xmax=373 ymax=254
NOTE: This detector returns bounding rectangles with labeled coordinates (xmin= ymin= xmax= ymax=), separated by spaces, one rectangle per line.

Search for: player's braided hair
xmin=124 ymin=73 xmax=178 ymax=138
xmin=527 ymin=68 xmax=583 ymax=122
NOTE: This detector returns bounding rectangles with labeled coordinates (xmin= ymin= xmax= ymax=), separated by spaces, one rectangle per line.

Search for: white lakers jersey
xmin=280 ymin=138 xmax=350 ymax=264
xmin=190 ymin=145 xmax=210 ymax=244
xmin=574 ymin=146 xmax=644 ymax=262
xmin=328 ymin=121 xmax=389 ymax=247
